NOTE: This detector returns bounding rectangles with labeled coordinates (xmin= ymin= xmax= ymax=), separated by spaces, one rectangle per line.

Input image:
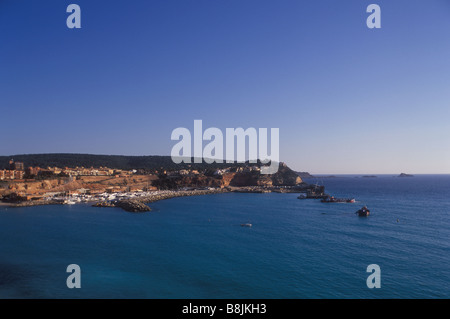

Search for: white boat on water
xmin=63 ymin=199 xmax=76 ymax=205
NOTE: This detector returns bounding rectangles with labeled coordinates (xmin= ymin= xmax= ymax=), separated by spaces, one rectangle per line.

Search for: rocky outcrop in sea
xmin=115 ymin=200 xmax=151 ymax=213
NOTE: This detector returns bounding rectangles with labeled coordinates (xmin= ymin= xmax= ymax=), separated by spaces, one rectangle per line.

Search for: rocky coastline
xmin=1 ymin=161 xmax=326 ymax=213
xmin=2 ymin=184 xmax=324 ymax=213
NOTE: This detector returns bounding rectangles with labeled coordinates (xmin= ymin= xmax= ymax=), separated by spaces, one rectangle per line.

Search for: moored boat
xmin=321 ymin=196 xmax=355 ymax=203
xmin=355 ymin=206 xmax=370 ymax=217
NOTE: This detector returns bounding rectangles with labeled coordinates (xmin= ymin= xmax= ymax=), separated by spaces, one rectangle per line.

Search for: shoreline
xmin=1 ymin=185 xmax=318 ymax=212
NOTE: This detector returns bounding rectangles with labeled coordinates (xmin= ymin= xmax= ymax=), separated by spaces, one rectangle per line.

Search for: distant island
xmin=398 ymin=173 xmax=414 ymax=177
xmin=362 ymin=175 xmax=377 ymax=178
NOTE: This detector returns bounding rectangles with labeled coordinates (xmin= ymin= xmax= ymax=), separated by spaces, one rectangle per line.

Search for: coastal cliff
xmin=1 ymin=161 xmax=304 ymax=198
xmin=152 ymin=162 xmax=303 ymax=189
xmin=1 ymin=159 xmax=314 ymax=213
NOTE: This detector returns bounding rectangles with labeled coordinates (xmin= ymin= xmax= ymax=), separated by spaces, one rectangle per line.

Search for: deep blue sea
xmin=0 ymin=175 xmax=449 ymax=298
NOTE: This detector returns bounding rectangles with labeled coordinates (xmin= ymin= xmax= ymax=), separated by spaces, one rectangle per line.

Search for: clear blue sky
xmin=1 ymin=0 xmax=449 ymax=174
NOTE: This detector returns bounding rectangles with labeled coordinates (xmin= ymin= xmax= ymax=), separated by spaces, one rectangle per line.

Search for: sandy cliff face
xmin=0 ymin=175 xmax=158 ymax=196
xmin=0 ymin=163 xmax=303 ymax=196
xmin=6 ymin=179 xmax=64 ymax=193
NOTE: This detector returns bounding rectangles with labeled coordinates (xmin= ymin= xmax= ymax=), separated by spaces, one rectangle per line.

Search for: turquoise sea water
xmin=0 ymin=175 xmax=449 ymax=298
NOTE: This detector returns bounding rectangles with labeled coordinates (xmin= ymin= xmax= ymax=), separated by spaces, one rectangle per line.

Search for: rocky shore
xmin=115 ymin=200 xmax=151 ymax=213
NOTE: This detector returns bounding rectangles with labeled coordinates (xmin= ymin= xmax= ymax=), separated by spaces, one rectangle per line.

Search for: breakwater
xmin=94 ymin=188 xmax=229 ymax=212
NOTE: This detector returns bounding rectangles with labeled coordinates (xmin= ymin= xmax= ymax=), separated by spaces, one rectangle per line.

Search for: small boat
xmin=63 ymin=199 xmax=76 ymax=205
xmin=321 ymin=196 xmax=355 ymax=203
xmin=240 ymin=223 xmax=252 ymax=227
xmin=355 ymin=206 xmax=370 ymax=217
xmin=297 ymin=193 xmax=307 ymax=199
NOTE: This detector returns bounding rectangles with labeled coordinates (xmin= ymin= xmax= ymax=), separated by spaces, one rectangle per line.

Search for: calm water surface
xmin=0 ymin=175 xmax=449 ymax=298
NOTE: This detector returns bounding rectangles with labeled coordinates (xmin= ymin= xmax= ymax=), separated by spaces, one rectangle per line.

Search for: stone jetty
xmin=137 ymin=188 xmax=227 ymax=203
xmin=93 ymin=188 xmax=228 ymax=212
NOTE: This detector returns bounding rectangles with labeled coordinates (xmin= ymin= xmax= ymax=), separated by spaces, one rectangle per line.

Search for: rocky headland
xmin=295 ymin=171 xmax=314 ymax=179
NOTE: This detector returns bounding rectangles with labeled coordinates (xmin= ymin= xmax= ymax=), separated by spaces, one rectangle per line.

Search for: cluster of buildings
xmin=1 ymin=158 xmax=264 ymax=182
xmin=0 ymin=159 xmax=135 ymax=181
xmin=165 ymin=169 xmax=200 ymax=176
xmin=162 ymin=165 xmax=261 ymax=177
xmin=0 ymin=159 xmax=25 ymax=180
xmin=59 ymin=167 xmax=116 ymax=176
xmin=213 ymin=165 xmax=261 ymax=175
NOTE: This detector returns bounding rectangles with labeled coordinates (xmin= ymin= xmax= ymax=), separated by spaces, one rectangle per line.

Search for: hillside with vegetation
xmin=0 ymin=154 xmax=249 ymax=171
